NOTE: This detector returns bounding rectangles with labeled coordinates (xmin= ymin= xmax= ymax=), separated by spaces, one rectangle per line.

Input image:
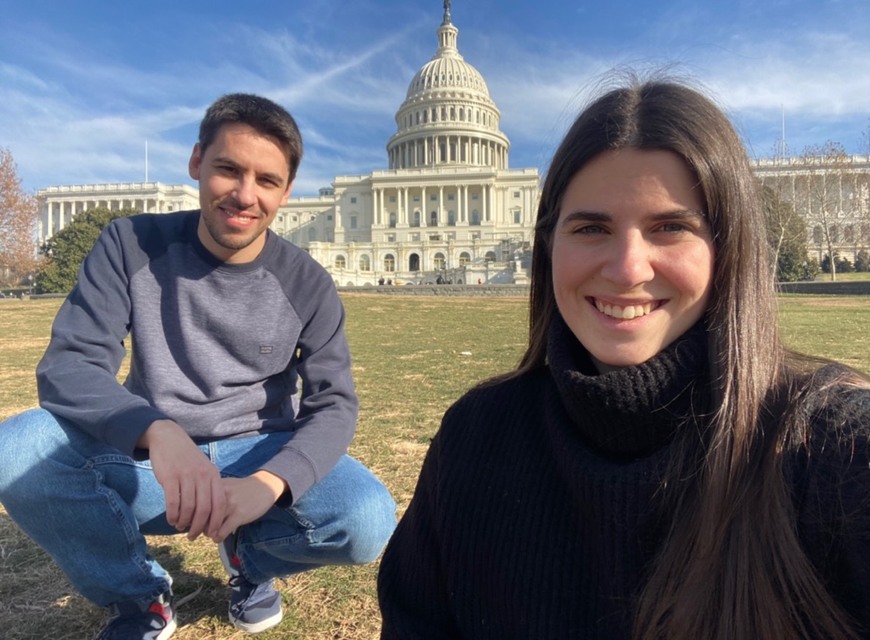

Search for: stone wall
xmin=339 ymin=284 xmax=529 ymax=297
xmin=776 ymin=281 xmax=870 ymax=295
xmin=341 ymin=280 xmax=870 ymax=297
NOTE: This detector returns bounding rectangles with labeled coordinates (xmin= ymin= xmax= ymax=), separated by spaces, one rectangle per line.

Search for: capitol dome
xmin=387 ymin=2 xmax=510 ymax=170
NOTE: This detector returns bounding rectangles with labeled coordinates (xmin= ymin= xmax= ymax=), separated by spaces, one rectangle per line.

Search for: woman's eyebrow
xmin=558 ymin=210 xmax=611 ymax=226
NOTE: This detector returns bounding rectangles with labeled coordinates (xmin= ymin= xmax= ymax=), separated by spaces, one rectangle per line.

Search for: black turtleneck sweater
xmin=378 ymin=319 xmax=870 ymax=639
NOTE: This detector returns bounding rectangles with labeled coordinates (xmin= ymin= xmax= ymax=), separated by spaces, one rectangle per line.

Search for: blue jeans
xmin=0 ymin=409 xmax=396 ymax=608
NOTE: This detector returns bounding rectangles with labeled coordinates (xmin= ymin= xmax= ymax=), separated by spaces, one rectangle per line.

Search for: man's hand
xmin=138 ymin=419 xmax=226 ymax=541
xmin=210 ymin=471 xmax=289 ymax=543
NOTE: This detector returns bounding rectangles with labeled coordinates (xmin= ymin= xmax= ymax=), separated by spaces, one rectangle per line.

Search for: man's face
xmin=188 ymin=122 xmax=292 ymax=263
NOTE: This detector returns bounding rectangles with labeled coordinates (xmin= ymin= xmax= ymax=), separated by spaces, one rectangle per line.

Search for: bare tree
xmin=0 ymin=147 xmax=41 ymax=287
xmin=762 ymin=183 xmax=812 ymax=281
xmin=794 ymin=141 xmax=853 ymax=281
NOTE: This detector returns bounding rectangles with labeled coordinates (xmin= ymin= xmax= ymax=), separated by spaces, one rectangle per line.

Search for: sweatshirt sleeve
xmin=259 ymin=264 xmax=360 ymax=504
xmin=36 ymin=220 xmax=168 ymax=454
xmin=378 ymin=432 xmax=460 ymax=639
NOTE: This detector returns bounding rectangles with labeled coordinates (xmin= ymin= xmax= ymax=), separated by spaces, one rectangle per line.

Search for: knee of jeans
xmin=342 ymin=480 xmax=397 ymax=563
xmin=0 ymin=409 xmax=68 ymax=491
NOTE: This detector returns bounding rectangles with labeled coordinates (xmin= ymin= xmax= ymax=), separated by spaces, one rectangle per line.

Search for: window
xmin=513 ymin=210 xmax=521 ymax=224
xmin=434 ymin=253 xmax=446 ymax=270
xmin=459 ymin=252 xmax=470 ymax=267
xmin=448 ymin=194 xmax=455 ymax=201
xmin=335 ymin=255 xmax=346 ymax=269
xmin=485 ymin=251 xmax=496 ymax=263
xmin=359 ymin=255 xmax=371 ymax=271
xmin=513 ymin=191 xmax=521 ymax=198
xmin=384 ymin=254 xmax=395 ymax=271
xmin=350 ymin=196 xmax=357 ymax=204
xmin=350 ymin=216 xmax=357 ymax=229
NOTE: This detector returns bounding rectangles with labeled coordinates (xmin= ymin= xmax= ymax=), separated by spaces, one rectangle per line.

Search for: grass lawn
xmin=0 ymin=293 xmax=867 ymax=639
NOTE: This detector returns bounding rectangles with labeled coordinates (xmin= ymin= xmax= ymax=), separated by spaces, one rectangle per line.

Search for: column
xmin=421 ymin=187 xmax=427 ymax=227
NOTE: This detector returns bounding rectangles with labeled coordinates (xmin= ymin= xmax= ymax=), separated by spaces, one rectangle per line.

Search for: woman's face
xmin=551 ymin=148 xmax=714 ymax=373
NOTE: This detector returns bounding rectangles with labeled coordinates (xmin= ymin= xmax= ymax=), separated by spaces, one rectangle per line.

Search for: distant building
xmin=752 ymin=155 xmax=870 ymax=262
xmin=37 ymin=182 xmax=198 ymax=245
xmin=271 ymin=4 xmax=539 ymax=286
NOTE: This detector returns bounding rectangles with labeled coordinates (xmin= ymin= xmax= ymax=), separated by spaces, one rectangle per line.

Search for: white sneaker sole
xmin=229 ymin=608 xmax=284 ymax=634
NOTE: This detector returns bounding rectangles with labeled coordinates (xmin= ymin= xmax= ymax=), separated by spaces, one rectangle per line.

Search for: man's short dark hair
xmin=199 ymin=93 xmax=303 ymax=183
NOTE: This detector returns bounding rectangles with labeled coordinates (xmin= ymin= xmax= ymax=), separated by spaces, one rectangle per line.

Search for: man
xmin=0 ymin=94 xmax=396 ymax=639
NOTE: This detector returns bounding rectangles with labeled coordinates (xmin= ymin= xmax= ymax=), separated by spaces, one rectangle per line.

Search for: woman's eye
xmin=573 ymin=225 xmax=605 ymax=234
xmin=659 ymin=222 xmax=688 ymax=233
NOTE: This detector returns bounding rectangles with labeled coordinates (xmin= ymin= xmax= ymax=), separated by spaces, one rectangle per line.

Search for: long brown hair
xmin=520 ymin=73 xmax=861 ymax=639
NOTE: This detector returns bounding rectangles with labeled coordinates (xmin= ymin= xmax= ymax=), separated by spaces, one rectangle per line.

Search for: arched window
xmin=485 ymin=251 xmax=496 ymax=263
xmin=430 ymin=211 xmax=438 ymax=226
xmin=413 ymin=211 xmax=421 ymax=227
xmin=359 ymin=255 xmax=371 ymax=271
xmin=434 ymin=252 xmax=446 ymax=270
xmin=409 ymin=253 xmax=420 ymax=271
xmin=448 ymin=210 xmax=455 ymax=226
xmin=384 ymin=254 xmax=395 ymax=272
xmin=389 ymin=212 xmax=397 ymax=228
xmin=335 ymin=255 xmax=346 ymax=269
xmin=459 ymin=252 xmax=470 ymax=267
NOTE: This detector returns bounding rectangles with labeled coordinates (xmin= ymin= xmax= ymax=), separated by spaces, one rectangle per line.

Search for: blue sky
xmin=3 ymin=0 xmax=869 ymax=197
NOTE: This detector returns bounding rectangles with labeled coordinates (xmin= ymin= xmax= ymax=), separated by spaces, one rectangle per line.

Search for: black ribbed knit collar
xmin=547 ymin=314 xmax=710 ymax=459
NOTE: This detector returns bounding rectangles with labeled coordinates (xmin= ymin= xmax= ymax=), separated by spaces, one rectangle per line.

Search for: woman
xmin=377 ymin=76 xmax=870 ymax=639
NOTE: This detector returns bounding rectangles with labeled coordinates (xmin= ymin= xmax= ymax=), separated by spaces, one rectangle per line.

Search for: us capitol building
xmin=37 ymin=2 xmax=540 ymax=287
xmin=36 ymin=2 xmax=869 ymax=279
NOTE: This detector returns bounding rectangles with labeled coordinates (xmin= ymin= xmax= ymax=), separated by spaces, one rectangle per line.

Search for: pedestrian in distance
xmin=377 ymin=74 xmax=870 ymax=640
xmin=0 ymin=93 xmax=396 ymax=640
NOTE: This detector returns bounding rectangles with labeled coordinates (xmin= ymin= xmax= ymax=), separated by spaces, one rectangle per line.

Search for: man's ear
xmin=188 ymin=143 xmax=202 ymax=180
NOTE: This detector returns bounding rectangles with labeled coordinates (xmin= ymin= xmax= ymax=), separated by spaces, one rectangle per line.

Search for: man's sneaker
xmin=95 ymin=592 xmax=176 ymax=640
xmin=219 ymin=532 xmax=283 ymax=633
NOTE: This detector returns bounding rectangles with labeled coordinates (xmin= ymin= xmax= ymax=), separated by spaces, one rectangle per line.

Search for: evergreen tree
xmin=34 ymin=207 xmax=136 ymax=294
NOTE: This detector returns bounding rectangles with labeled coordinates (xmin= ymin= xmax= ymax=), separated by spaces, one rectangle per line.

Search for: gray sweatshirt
xmin=37 ymin=210 xmax=357 ymax=504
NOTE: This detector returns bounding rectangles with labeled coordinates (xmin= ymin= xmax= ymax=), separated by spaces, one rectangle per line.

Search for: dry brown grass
xmin=0 ymin=293 xmax=866 ymax=638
